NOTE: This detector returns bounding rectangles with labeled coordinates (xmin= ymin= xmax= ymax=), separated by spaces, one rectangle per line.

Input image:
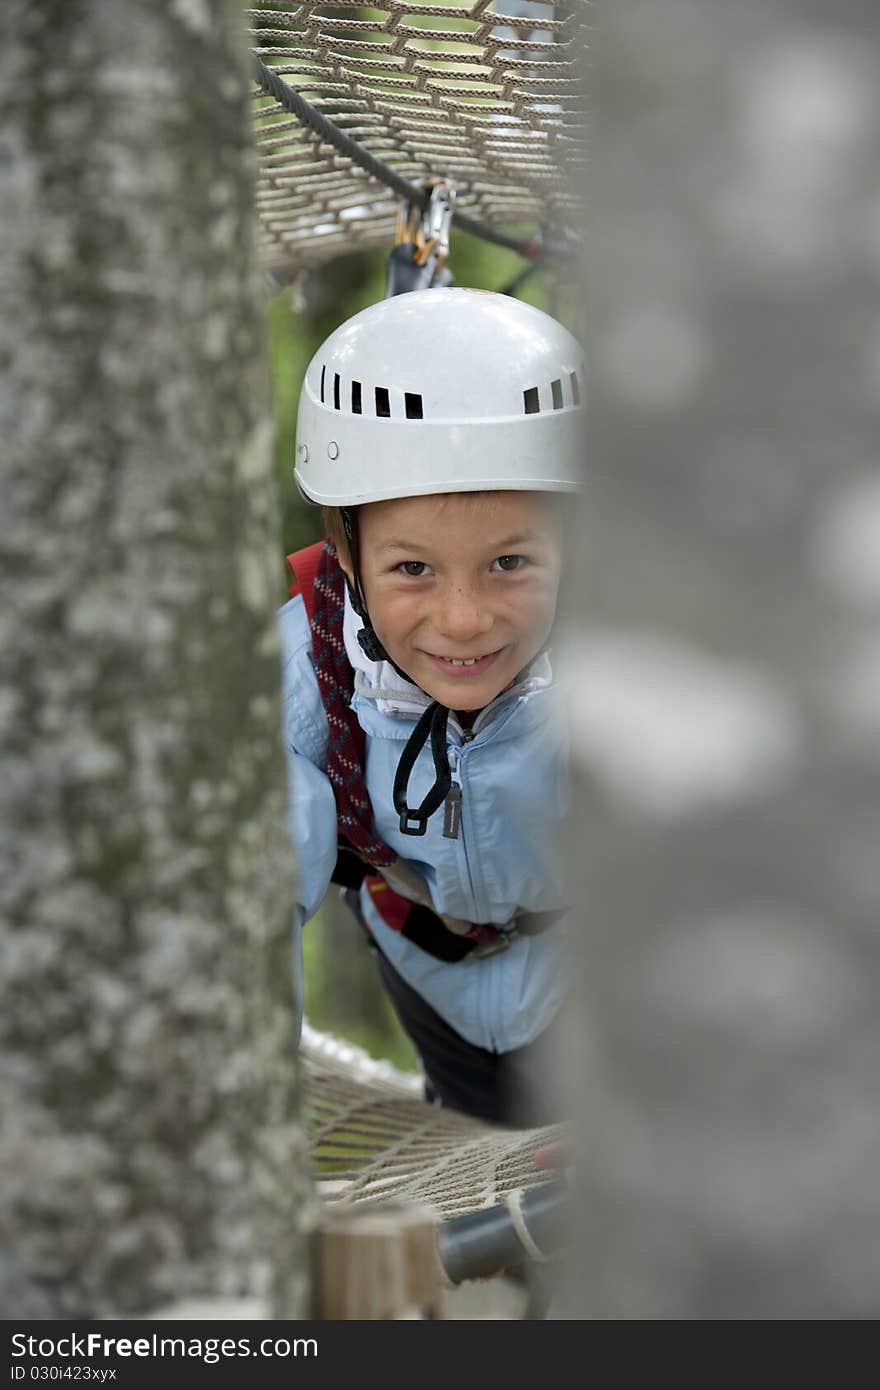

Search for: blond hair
xmin=321 ymin=506 xmax=351 ymax=565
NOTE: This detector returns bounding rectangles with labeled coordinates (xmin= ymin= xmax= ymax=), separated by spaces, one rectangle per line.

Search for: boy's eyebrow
xmin=375 ymin=530 xmax=542 ymax=554
xmin=374 ymin=538 xmax=425 ymax=553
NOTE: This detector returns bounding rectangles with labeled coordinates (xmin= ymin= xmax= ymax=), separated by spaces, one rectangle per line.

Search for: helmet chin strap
xmin=341 ymin=507 xmax=451 ymax=836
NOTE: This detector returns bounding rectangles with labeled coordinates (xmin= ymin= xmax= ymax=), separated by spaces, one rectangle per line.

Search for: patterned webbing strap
xmin=287 ymin=539 xmax=397 ymax=870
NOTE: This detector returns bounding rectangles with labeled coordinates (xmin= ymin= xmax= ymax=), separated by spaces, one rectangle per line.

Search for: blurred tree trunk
xmin=0 ymin=0 xmax=311 ymax=1317
xmin=559 ymin=0 xmax=880 ymax=1317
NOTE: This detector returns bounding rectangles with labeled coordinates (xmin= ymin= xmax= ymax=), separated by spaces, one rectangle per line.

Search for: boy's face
xmin=346 ymin=491 xmax=563 ymax=712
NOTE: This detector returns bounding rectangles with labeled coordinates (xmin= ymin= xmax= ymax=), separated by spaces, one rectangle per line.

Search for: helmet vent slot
xmin=375 ymin=386 xmax=391 ymax=418
xmin=405 ymin=392 xmax=423 ymax=420
xmin=351 ymin=380 xmax=362 ymax=414
xmin=570 ymin=371 xmax=580 ymax=405
xmin=523 ymin=386 xmax=540 ymax=415
xmin=320 ymin=365 xmax=326 ymax=403
xmin=550 ymin=378 xmax=563 ymax=410
xmin=333 ymin=373 xmax=341 ymax=410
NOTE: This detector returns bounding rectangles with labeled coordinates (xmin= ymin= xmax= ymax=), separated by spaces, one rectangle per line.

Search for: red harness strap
xmin=286 ymin=540 xmax=366 ymax=770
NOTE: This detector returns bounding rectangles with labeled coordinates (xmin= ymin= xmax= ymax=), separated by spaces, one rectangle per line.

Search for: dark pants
xmin=344 ymin=890 xmax=563 ymax=1127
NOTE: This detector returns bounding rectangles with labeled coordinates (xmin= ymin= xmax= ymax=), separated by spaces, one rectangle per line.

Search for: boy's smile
xmin=345 ymin=491 xmax=563 ymax=714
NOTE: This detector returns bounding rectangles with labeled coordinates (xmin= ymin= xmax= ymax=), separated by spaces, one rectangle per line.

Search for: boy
xmin=281 ymin=287 xmax=584 ymax=1125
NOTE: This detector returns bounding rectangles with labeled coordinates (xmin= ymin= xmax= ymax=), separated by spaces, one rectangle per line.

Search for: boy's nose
xmin=433 ymin=585 xmax=494 ymax=643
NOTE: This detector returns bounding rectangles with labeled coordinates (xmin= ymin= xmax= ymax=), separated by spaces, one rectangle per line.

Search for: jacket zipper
xmin=441 ymin=743 xmax=482 ymax=919
xmin=442 ymin=728 xmax=473 ymax=840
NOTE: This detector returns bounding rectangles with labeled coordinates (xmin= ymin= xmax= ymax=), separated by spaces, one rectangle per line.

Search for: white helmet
xmin=294 ymin=287 xmax=584 ymax=506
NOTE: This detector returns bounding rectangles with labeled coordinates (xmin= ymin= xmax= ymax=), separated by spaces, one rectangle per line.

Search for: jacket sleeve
xmin=279 ymin=594 xmax=339 ymax=1042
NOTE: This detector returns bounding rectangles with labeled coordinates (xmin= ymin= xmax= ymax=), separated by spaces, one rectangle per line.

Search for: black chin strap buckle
xmin=393 ymin=701 xmax=451 ymax=837
xmin=399 ymin=809 xmax=429 ymax=836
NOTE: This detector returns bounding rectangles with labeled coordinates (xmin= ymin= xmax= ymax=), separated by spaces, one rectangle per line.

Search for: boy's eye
xmin=394 ymin=556 xmax=528 ymax=577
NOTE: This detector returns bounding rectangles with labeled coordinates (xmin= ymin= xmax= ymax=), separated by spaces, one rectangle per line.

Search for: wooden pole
xmin=311 ymin=1202 xmax=444 ymax=1319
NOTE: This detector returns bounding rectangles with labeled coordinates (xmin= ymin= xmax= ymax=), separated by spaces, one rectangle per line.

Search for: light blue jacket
xmin=280 ymin=587 xmax=571 ymax=1054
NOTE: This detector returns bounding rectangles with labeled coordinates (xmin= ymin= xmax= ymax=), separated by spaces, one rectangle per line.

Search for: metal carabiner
xmin=386 ymin=177 xmax=457 ymax=297
xmin=414 ymin=178 xmax=456 ymax=268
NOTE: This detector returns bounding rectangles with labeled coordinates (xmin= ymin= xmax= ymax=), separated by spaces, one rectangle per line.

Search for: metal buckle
xmin=466 ymin=926 xmax=517 ymax=961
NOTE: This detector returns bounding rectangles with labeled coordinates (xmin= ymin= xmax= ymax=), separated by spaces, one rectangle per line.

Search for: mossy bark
xmin=0 ymin=0 xmax=312 ymax=1317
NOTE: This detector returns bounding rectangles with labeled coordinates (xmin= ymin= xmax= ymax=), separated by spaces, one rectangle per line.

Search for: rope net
xmin=249 ymin=1 xmax=589 ymax=273
xmin=301 ymin=1023 xmax=564 ymax=1220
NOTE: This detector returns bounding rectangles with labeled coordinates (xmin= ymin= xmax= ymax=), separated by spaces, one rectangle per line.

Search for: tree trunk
xmin=0 ymin=0 xmax=311 ymax=1318
xmin=560 ymin=0 xmax=880 ymax=1318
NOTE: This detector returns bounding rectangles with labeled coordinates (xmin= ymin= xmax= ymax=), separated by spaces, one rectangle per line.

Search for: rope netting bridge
xmin=248 ymin=0 xmax=589 ymax=274
xmin=301 ymin=1023 xmax=563 ymax=1222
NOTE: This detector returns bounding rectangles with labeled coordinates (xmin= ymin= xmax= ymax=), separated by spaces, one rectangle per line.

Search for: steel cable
xmin=253 ymin=56 xmax=555 ymax=263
